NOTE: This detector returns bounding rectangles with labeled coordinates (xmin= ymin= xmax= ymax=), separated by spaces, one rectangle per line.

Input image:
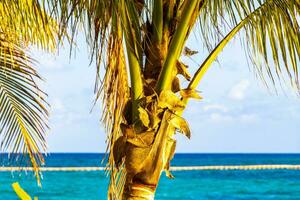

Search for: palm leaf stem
xmin=156 ymin=0 xmax=202 ymax=92
xmin=188 ymin=1 xmax=269 ymax=91
xmin=120 ymin=0 xmax=144 ymax=120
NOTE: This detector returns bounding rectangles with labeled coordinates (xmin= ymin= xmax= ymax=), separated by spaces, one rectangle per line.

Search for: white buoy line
xmin=1 ymin=165 xmax=300 ymax=172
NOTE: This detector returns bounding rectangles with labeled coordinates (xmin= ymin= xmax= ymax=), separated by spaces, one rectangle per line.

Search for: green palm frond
xmin=0 ymin=0 xmax=58 ymax=51
xmin=0 ymin=0 xmax=59 ymax=186
xmin=0 ymin=35 xmax=49 ymax=185
xmin=198 ymin=0 xmax=300 ymax=91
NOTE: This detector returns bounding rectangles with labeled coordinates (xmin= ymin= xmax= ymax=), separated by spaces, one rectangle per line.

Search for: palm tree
xmin=0 ymin=0 xmax=58 ymax=186
xmin=1 ymin=0 xmax=300 ymax=200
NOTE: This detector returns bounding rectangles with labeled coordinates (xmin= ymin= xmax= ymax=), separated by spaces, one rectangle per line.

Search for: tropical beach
xmin=1 ymin=0 xmax=300 ymax=199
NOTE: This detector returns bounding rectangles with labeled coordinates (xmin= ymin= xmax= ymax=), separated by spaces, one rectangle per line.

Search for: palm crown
xmin=0 ymin=0 xmax=299 ymax=198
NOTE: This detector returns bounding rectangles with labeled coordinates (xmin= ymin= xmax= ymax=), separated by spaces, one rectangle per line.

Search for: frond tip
xmin=0 ymin=35 xmax=49 ymax=185
xmin=199 ymin=0 xmax=300 ymax=92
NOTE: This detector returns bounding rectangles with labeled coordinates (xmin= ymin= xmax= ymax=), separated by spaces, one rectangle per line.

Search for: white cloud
xmin=208 ymin=112 xmax=258 ymax=124
xmin=51 ymin=98 xmax=65 ymax=112
xmin=31 ymin=48 xmax=65 ymax=70
xmin=39 ymin=54 xmax=65 ymax=70
xmin=203 ymin=104 xmax=228 ymax=112
xmin=239 ymin=114 xmax=258 ymax=123
xmin=210 ymin=113 xmax=233 ymax=123
xmin=228 ymin=79 xmax=250 ymax=100
xmin=41 ymin=59 xmax=64 ymax=70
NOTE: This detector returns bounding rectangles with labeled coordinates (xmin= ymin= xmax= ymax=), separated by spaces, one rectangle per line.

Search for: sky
xmin=32 ymin=33 xmax=300 ymax=153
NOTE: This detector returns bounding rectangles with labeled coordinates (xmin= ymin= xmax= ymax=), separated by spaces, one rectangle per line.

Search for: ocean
xmin=1 ymin=153 xmax=300 ymax=199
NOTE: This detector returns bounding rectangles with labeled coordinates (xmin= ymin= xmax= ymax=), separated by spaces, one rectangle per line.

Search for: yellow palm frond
xmin=0 ymin=34 xmax=49 ymax=186
xmin=0 ymin=0 xmax=59 ymax=186
xmin=197 ymin=0 xmax=300 ymax=91
xmin=0 ymin=0 xmax=58 ymax=51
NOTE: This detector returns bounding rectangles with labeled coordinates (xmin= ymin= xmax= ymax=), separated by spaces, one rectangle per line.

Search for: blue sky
xmin=32 ymin=33 xmax=300 ymax=153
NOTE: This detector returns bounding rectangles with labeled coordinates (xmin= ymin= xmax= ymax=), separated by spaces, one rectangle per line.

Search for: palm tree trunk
xmin=122 ymin=180 xmax=155 ymax=200
xmin=121 ymin=111 xmax=176 ymax=199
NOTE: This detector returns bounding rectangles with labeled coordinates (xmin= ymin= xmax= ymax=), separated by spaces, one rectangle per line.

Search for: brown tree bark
xmin=121 ymin=111 xmax=176 ymax=199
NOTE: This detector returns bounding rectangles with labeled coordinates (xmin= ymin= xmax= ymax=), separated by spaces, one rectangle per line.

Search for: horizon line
xmin=1 ymin=152 xmax=300 ymax=154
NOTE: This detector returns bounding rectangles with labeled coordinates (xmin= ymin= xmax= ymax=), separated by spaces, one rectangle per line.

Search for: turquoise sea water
xmin=1 ymin=153 xmax=300 ymax=199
